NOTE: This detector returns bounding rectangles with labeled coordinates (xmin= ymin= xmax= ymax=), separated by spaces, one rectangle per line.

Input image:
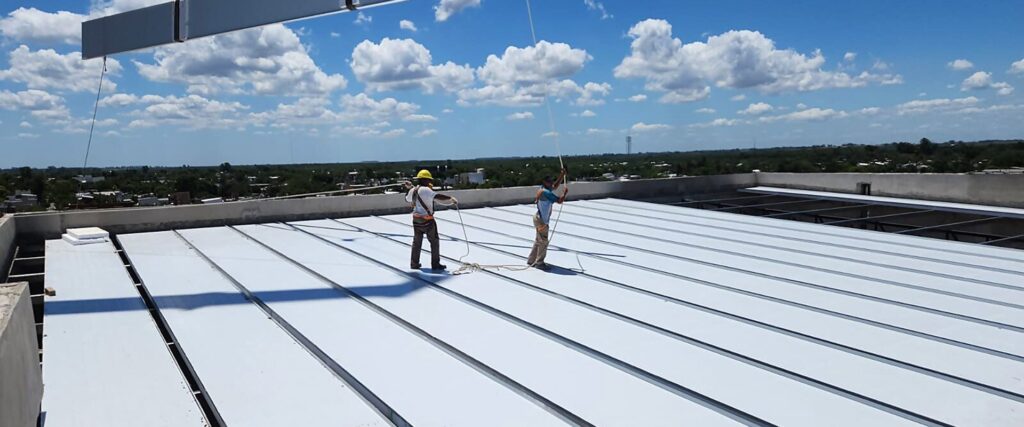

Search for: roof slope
xmin=43 ymin=198 xmax=1024 ymax=426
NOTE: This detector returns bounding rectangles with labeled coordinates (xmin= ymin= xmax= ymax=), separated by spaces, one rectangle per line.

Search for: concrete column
xmin=0 ymin=216 xmax=15 ymax=281
xmin=0 ymin=282 xmax=42 ymax=427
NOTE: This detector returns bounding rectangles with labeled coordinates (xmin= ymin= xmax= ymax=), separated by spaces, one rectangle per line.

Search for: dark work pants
xmin=411 ymin=219 xmax=441 ymax=268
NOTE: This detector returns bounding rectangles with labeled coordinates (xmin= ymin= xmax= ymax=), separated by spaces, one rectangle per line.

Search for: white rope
xmin=450 ymin=0 xmax=582 ymax=275
xmin=83 ymin=56 xmax=107 ymax=169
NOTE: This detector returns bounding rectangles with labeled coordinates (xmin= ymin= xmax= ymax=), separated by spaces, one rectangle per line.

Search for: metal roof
xmin=42 ymin=198 xmax=1024 ymax=426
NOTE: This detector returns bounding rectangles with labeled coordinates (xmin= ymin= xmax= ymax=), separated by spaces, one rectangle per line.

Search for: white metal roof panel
xmin=570 ymin=201 xmax=1024 ymax=286
xmin=420 ymin=209 xmax=1024 ymax=393
xmin=594 ymin=198 xmax=1024 ymax=271
xmin=744 ymin=186 xmax=1024 ymax=219
xmin=473 ymin=207 xmax=1024 ymax=330
xmin=175 ymin=225 xmax=567 ymax=427
xmin=238 ymin=220 xmax=741 ymax=426
xmin=42 ymin=240 xmax=206 ymax=427
xmin=443 ymin=207 xmax=1024 ymax=426
xmin=581 ymin=199 xmax=1024 ymax=275
xmin=45 ymin=197 xmax=1024 ymax=426
xmin=117 ymin=231 xmax=388 ymax=427
xmin=337 ymin=215 xmax=918 ymax=426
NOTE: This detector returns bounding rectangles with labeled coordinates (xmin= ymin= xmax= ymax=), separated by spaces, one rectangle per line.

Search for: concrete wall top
xmin=0 ymin=282 xmax=43 ymax=427
xmin=756 ymin=172 xmax=1024 ymax=208
xmin=12 ymin=174 xmax=755 ymax=237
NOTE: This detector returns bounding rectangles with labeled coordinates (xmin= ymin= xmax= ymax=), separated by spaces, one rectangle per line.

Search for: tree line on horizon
xmin=1 ymin=138 xmax=1022 ymax=212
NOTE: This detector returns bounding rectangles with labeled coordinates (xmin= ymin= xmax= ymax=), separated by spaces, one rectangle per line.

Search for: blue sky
xmin=0 ymin=0 xmax=1022 ymax=168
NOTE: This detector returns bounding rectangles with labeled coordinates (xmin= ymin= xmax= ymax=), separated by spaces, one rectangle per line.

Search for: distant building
xmin=458 ymin=168 xmax=486 ymax=185
xmin=73 ymin=175 xmax=106 ymax=184
xmin=3 ymin=191 xmax=38 ymax=211
xmin=980 ymin=168 xmax=1024 ymax=174
xmin=137 ymin=194 xmax=158 ymax=206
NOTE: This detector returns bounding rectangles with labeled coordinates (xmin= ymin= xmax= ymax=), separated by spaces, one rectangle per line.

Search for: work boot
xmin=535 ymin=263 xmax=552 ymax=271
xmin=410 ymin=263 xmax=421 ymax=270
xmin=431 ymin=263 xmax=447 ymax=271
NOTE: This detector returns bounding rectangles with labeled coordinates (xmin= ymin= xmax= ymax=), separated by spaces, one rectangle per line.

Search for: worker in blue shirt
xmin=527 ymin=168 xmax=568 ymax=270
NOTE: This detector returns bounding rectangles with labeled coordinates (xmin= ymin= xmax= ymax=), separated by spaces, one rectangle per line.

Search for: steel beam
xmin=765 ymin=204 xmax=873 ymax=218
xmin=894 ymin=217 xmax=1000 ymax=235
xmin=711 ymin=199 xmax=821 ymax=212
xmin=673 ymin=194 xmax=772 ymax=206
xmin=823 ymin=210 xmax=935 ymax=226
xmin=982 ymin=233 xmax=1024 ymax=245
xmin=83 ymin=0 xmax=403 ymax=59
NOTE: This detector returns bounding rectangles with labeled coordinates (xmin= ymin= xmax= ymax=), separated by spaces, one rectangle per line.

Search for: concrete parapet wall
xmin=0 ymin=217 xmax=15 ymax=281
xmin=756 ymin=173 xmax=1024 ymax=208
xmin=0 ymin=282 xmax=42 ymax=427
xmin=12 ymin=174 xmax=755 ymax=237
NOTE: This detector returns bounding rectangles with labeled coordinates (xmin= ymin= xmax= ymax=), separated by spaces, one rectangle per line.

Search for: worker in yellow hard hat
xmin=404 ymin=169 xmax=456 ymax=271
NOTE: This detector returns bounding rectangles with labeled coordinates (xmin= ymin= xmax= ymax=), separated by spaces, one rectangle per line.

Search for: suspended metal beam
xmin=82 ymin=0 xmax=403 ymax=59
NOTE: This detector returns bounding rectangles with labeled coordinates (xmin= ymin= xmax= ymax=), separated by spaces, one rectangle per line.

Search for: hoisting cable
xmin=452 ymin=0 xmax=583 ymax=275
xmin=83 ymin=56 xmax=108 ymax=169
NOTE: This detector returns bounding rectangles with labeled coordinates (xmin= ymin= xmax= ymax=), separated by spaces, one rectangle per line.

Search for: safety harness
xmin=412 ymin=186 xmax=434 ymax=222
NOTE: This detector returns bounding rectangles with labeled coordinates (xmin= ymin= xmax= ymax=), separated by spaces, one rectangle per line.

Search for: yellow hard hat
xmin=416 ymin=169 xmax=433 ymax=180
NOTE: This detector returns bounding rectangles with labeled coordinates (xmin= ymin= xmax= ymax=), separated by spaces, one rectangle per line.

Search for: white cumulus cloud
xmin=738 ymin=102 xmax=774 ymax=115
xmin=628 ymin=94 xmax=647 ymax=102
xmin=631 ymin=122 xmax=672 ymax=132
xmin=134 ymin=24 xmax=346 ymax=96
xmin=614 ymin=19 xmax=902 ymax=103
xmin=0 ymin=89 xmax=70 ymax=121
xmin=354 ymin=13 xmax=372 ymax=26
xmin=350 ymin=38 xmax=474 ymax=93
xmin=947 ymin=59 xmax=974 ymax=70
xmin=897 ymin=96 xmax=980 ymax=115
xmin=435 ymin=0 xmax=481 ymax=22
xmin=459 ymin=41 xmax=609 ymax=107
xmin=1011 ymin=58 xmax=1024 ymax=74
xmin=125 ymin=94 xmax=249 ymax=129
xmin=0 ymin=45 xmax=122 ymax=92
xmin=400 ymin=20 xmax=418 ymax=32
xmin=0 ymin=8 xmax=83 ymax=44
xmin=961 ymin=71 xmax=1014 ymax=95
xmin=843 ymin=52 xmax=857 ymax=62
xmin=506 ymin=111 xmax=534 ymax=121
xmin=583 ymin=0 xmax=612 ymax=20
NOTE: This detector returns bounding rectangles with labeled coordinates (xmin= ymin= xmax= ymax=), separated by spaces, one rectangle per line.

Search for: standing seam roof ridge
xmin=489 ymin=205 xmax=1024 ymax=308
xmin=571 ymin=201 xmax=1024 ymax=279
xmin=290 ymin=221 xmax=769 ymax=427
xmin=461 ymin=209 xmax=1024 ymax=333
xmin=592 ymin=199 xmax=1024 ymax=263
xmin=427 ymin=212 xmax=1024 ymax=362
xmin=370 ymin=214 xmax=1024 ymax=401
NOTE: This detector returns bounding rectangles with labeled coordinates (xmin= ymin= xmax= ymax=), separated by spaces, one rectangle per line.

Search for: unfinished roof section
xmin=744 ymin=186 xmax=1024 ymax=219
xmin=42 ymin=198 xmax=1024 ymax=426
xmin=664 ymin=187 xmax=1024 ymax=249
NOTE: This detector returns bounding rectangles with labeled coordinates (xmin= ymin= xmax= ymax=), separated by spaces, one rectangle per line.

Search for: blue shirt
xmin=536 ymin=187 xmax=559 ymax=224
